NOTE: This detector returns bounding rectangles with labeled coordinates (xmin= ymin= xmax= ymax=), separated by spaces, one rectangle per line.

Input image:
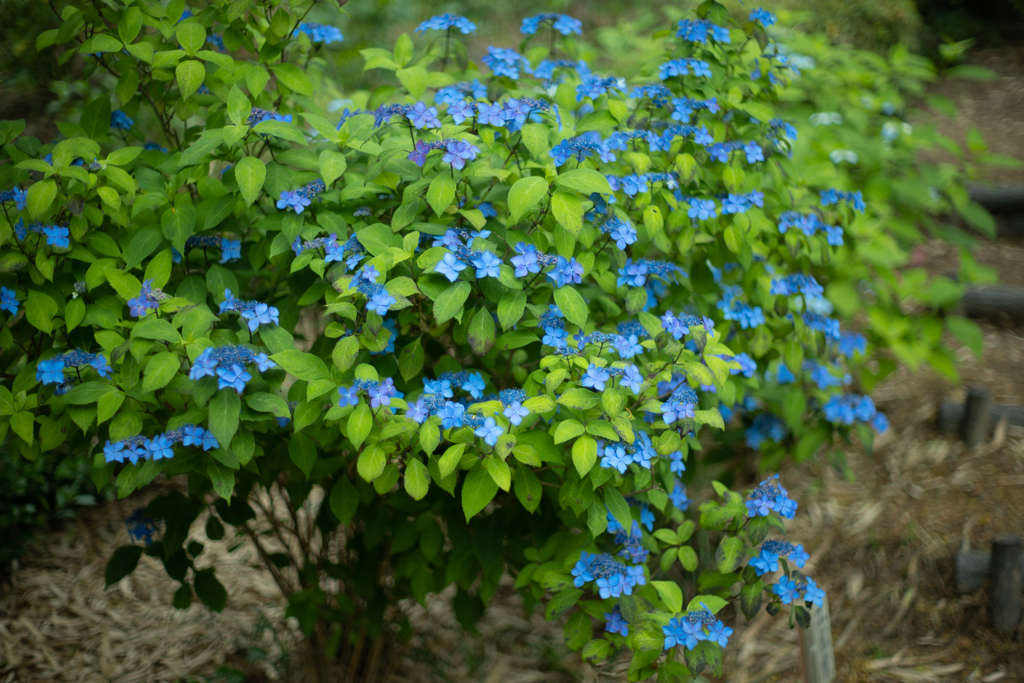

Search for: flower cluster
xmin=662 ymin=385 xmax=698 ymax=424
xmin=415 ymin=13 xmax=476 ymax=34
xmin=498 ymin=388 xmax=531 ymax=425
xmin=35 ymin=349 xmax=113 ymax=395
xmin=745 ymin=474 xmax=798 ymax=518
xmin=577 ymin=75 xmax=626 ymax=101
xmin=111 ymin=109 xmax=134 ymax=130
xmin=671 ymin=96 xmax=720 ymax=122
xmin=0 ymin=186 xmax=27 ymax=210
xmin=773 ymin=575 xmax=826 ymax=607
xmin=663 ymin=607 xmax=732 ymax=651
xmin=298 ymin=22 xmax=343 ymax=44
xmin=14 ymin=221 xmax=70 ymax=248
xmin=482 ymin=47 xmax=532 ymax=80
xmin=676 ymin=18 xmax=731 ymax=44
xmin=339 ymin=377 xmax=400 ymax=409
xmin=571 ymin=551 xmax=645 ymax=599
xmin=777 ymin=211 xmax=843 ymax=245
xmin=823 ymin=393 xmax=889 ymax=432
xmin=433 ymin=230 xmax=502 ymax=282
xmin=750 ymin=8 xmax=777 ymax=28
xmin=189 ymin=346 xmax=277 ymax=393
xmin=521 ymin=13 xmax=582 ymax=36
xmin=605 ymin=605 xmax=629 ymax=636
xmin=349 ymin=265 xmax=397 ymax=315
xmin=218 ymin=289 xmax=281 ymax=332
xmin=127 ymin=279 xmax=167 ymax=318
xmin=820 ymin=188 xmax=866 ymax=212
xmin=749 ymin=539 xmax=810 ymax=576
xmin=617 ymin=259 xmax=686 ymax=288
xmin=171 ymin=235 xmax=241 ymax=264
xmin=599 ymin=217 xmax=638 ymax=249
xmin=103 ymin=424 xmax=219 ymax=464
xmin=246 ymin=107 xmax=293 ymax=126
xmin=599 ymin=431 xmax=658 ymax=474
xmin=658 ymin=58 xmax=713 ymax=80
xmin=277 ymin=179 xmax=326 ymax=215
xmin=434 ymin=80 xmax=488 ymax=104
xmin=770 ymin=273 xmax=824 ymax=299
xmin=717 ymin=285 xmax=766 ymax=329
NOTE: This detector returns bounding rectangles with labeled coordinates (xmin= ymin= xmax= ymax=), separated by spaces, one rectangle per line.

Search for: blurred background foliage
xmin=4 ymin=0 xmax=1024 ymax=130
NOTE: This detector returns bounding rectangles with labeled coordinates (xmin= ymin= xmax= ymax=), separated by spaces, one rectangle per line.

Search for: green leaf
xmin=482 ymin=454 xmax=511 ymax=491
xmin=678 ymin=545 xmax=698 ymax=571
xmin=27 ymin=179 xmax=56 ymax=218
xmin=104 ymin=546 xmax=144 ymax=588
xmin=355 ymin=223 xmax=402 ymax=256
xmin=176 ymin=59 xmax=205 ymax=99
xmin=175 ymin=22 xmax=206 ymax=56
xmin=715 ymin=536 xmax=745 ymax=573
xmin=434 ymin=282 xmax=470 ymax=325
xmin=289 ymin=435 xmax=317 ymax=478
xmin=96 ymin=390 xmax=125 ymax=425
xmin=270 ymin=350 xmax=330 ymax=381
xmin=551 ymin=191 xmax=583 ymax=236
xmin=398 ymin=336 xmax=425 ymax=381
xmin=329 ymin=476 xmax=358 ymax=523
xmin=693 ymin=408 xmax=725 ymax=430
xmin=227 ymin=85 xmax=251 ymax=126
xmin=270 ymin=63 xmax=313 ymax=97
xmin=554 ymin=168 xmax=613 ymax=195
xmin=245 ymin=392 xmax=291 ymax=418
xmin=193 ymin=570 xmax=227 ymax=612
xmin=64 ymin=381 xmax=116 ymax=405
xmin=132 ymin=317 xmax=181 ymax=343
xmin=947 ymin=315 xmax=983 ymax=359
xmin=652 ymin=580 xmax=683 ymax=613
xmin=142 ymin=352 xmax=180 ymax=393
xmin=65 ymin=297 xmax=85 ymax=332
xmin=553 ymin=419 xmax=585 ymax=444
xmin=404 ymin=457 xmax=430 ymax=500
xmin=514 ymin=464 xmax=541 ymax=513
xmin=207 ymin=459 xmax=235 ymax=500
xmin=497 ymin=291 xmax=527 ymax=330
xmin=686 ymin=594 xmax=728 ymax=614
xmin=468 ymin=307 xmax=496 ymax=355
xmin=348 ymin=404 xmax=372 ymax=449
xmin=357 ymin=444 xmax=386 ymax=481
xmin=462 ymin=464 xmax=499 ymax=521
xmin=396 ymin=66 xmax=428 ymax=98
xmin=554 ymin=287 xmax=588 ymax=329
xmin=177 ymin=129 xmax=224 ymax=167
xmin=605 ymin=486 xmax=631 ymax=532
xmin=25 ymin=290 xmax=58 ymax=334
xmin=161 ymin=203 xmax=197 ymax=254
xmin=209 ymin=389 xmax=241 ymax=452
xmin=572 ymin=436 xmax=597 ymax=477
xmin=427 ymin=173 xmax=456 ymax=217
xmin=251 ymin=120 xmax=308 ymax=145
xmin=10 ymin=412 xmax=34 ymax=445
xmin=319 ymin=150 xmax=347 ymax=188
xmin=234 ymin=156 xmax=266 ymax=206
xmin=740 ymin=581 xmax=764 ymax=619
xmin=125 ymin=227 xmax=165 ymax=271
xmin=507 ymin=176 xmax=549 ymax=224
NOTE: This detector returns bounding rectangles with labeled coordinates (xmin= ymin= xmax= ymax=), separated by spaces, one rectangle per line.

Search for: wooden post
xmin=991 ymin=535 xmax=1023 ymax=634
xmin=797 ymin=598 xmax=835 ymax=683
xmin=961 ymin=386 xmax=992 ymax=448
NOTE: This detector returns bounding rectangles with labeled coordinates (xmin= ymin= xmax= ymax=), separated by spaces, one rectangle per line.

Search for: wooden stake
xmin=798 ymin=598 xmax=835 ymax=683
xmin=991 ymin=535 xmax=1023 ymax=634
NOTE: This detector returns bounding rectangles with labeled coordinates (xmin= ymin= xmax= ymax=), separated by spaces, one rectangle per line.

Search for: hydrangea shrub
xmin=0 ymin=0 xmax=975 ymax=679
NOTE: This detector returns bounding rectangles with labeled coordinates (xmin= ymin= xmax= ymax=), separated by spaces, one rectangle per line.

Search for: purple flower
xmin=408 ymin=140 xmax=431 ymax=166
xmin=368 ymin=378 xmax=397 ymax=409
xmin=406 ymin=399 xmax=430 ymax=423
xmin=338 ymin=385 xmax=360 ymax=407
xmin=408 ymin=102 xmax=441 ymax=129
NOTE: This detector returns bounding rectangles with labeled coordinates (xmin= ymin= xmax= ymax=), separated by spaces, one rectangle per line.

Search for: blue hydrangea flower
xmin=669 ymin=450 xmax=686 ymax=475
xmin=750 ymin=549 xmax=780 ymax=576
xmin=415 ymin=14 xmax=476 ymax=34
xmin=220 ymin=239 xmax=241 ymax=263
xmin=367 ymin=290 xmax=396 ymax=315
xmin=582 ymin=365 xmax=611 ymax=391
xmin=482 ymin=47 xmax=531 ymax=80
xmin=368 ymin=378 xmax=397 ymax=409
xmin=88 ymin=355 xmax=113 ymax=378
xmin=36 ymin=359 xmax=65 ymax=385
xmin=521 ymin=13 xmax=582 ymax=36
xmin=773 ymin=576 xmax=801 ymax=604
xmin=474 ymin=417 xmax=503 ymax=446
xmin=605 ymin=606 xmax=629 ymax=636
xmin=504 ymin=401 xmax=529 ymax=426
xmin=472 ymin=251 xmax=501 ymax=279
xmin=435 ymin=252 xmax=468 ymax=282
xmin=618 ymin=365 xmax=643 ymax=395
xmin=111 ymin=110 xmax=134 ymax=130
xmin=442 ymin=139 xmax=480 ymax=170
xmin=240 ymin=302 xmax=280 ymax=332
xmin=707 ymin=620 xmax=733 ymax=648
xmin=216 ymin=363 xmax=252 ymax=393
xmin=802 ymin=578 xmax=826 ymax=607
xmin=338 ymin=385 xmax=361 ymax=407
xmin=408 ymin=102 xmax=441 ymax=129
xmin=298 ymin=22 xmax=344 ymax=44
xmin=0 ymin=286 xmax=19 ymax=315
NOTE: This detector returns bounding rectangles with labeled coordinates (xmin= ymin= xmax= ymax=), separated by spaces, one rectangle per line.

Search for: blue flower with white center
xmin=474 ymin=417 xmax=503 ymax=446
xmin=462 ymin=373 xmax=486 ymax=399
xmin=36 ymin=359 xmax=65 ymax=385
xmin=618 ymin=365 xmax=643 ymax=395
xmin=240 ymin=302 xmax=280 ymax=332
xmin=472 ymin=251 xmax=501 ymax=279
xmin=601 ymin=444 xmax=630 ymax=474
xmin=582 ymin=365 xmax=611 ymax=391
xmin=482 ymin=47 xmax=531 ymax=80
xmin=103 ymin=439 xmax=125 ymax=463
xmin=605 ymin=606 xmax=629 ymax=636
xmin=663 ymin=617 xmax=706 ymax=651
xmin=1 ymin=287 xmax=20 ymax=315
xmin=435 ymin=252 xmax=468 ymax=282
xmin=503 ymin=401 xmax=529 ymax=426
xmin=707 ymin=620 xmax=733 ymax=648
xmin=439 ymin=402 xmax=465 ymax=429
xmin=406 ymin=399 xmax=430 ymax=423
xmin=408 ymin=102 xmax=441 ymax=129
xmin=145 ymin=435 xmax=174 ymax=460
xmin=368 ymin=378 xmax=397 ymax=408
xmin=547 ymin=256 xmax=583 ymax=288
xmin=773 ymin=576 xmax=801 ymax=604
xmin=367 ymin=290 xmax=396 ymax=316
xmin=612 ymin=335 xmax=643 ymax=359
xmin=216 ymin=363 xmax=252 ymax=393
xmin=415 ymin=14 xmax=476 ymax=34
xmin=338 ymin=385 xmax=360 ymax=407
xmin=802 ymin=578 xmax=825 ymax=607
xmin=750 ymin=549 xmax=780 ymax=576
xmin=442 ymin=139 xmax=480 ymax=170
